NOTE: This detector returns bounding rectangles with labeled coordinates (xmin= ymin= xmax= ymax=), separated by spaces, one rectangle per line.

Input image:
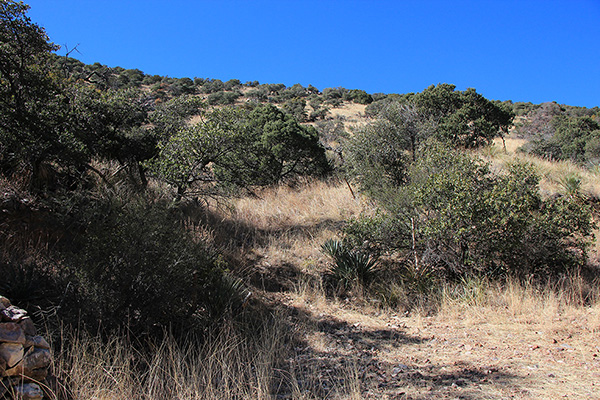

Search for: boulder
xmin=24 ymin=367 xmax=49 ymax=383
xmin=24 ymin=348 xmax=51 ymax=372
xmin=0 ymin=343 xmax=24 ymax=369
xmin=4 ymin=360 xmax=23 ymax=377
xmin=0 ymin=323 xmax=26 ymax=344
xmin=0 ymin=296 xmax=10 ymax=309
xmin=24 ymin=336 xmax=50 ymax=350
xmin=14 ymin=383 xmax=44 ymax=400
xmin=1 ymin=306 xmax=28 ymax=323
xmin=19 ymin=318 xmax=36 ymax=336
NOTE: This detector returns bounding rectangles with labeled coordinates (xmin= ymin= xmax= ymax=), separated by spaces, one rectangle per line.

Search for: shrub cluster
xmin=518 ymin=103 xmax=600 ymax=165
xmin=343 ymin=141 xmax=594 ymax=281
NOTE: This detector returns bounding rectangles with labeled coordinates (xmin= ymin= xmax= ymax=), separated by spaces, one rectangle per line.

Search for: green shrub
xmin=200 ymin=78 xmax=224 ymax=94
xmin=282 ymin=98 xmax=307 ymax=122
xmin=52 ymin=189 xmax=236 ymax=335
xmin=344 ymin=140 xmax=594 ymax=280
xmin=213 ymin=104 xmax=331 ymax=187
xmin=207 ymin=90 xmax=241 ymax=105
xmin=147 ymin=105 xmax=330 ymax=199
xmin=527 ymin=115 xmax=600 ymax=164
xmin=344 ymin=89 xmax=373 ymax=104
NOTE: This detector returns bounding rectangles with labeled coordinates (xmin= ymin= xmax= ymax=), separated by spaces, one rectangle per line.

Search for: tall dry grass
xmin=439 ymin=273 xmax=600 ymax=329
xmin=50 ymin=317 xmax=363 ymax=400
xmin=208 ymin=179 xmax=366 ymax=275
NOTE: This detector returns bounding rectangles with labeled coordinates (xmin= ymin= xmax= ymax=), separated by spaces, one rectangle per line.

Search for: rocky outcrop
xmin=0 ymin=295 xmax=51 ymax=400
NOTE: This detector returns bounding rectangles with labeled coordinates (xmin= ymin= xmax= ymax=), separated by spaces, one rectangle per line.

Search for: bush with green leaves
xmin=146 ymin=106 xmax=245 ymax=199
xmin=345 ymin=84 xmax=514 ymax=201
xmin=523 ymin=113 xmax=600 ymax=165
xmin=274 ymin=83 xmax=309 ymax=102
xmin=224 ymin=78 xmax=242 ymax=91
xmin=115 ymin=68 xmax=145 ymax=89
xmin=0 ymin=3 xmax=157 ymax=189
xmin=207 ymin=90 xmax=241 ymax=105
xmin=282 ymin=98 xmax=308 ymax=122
xmin=245 ymin=87 xmax=269 ymax=102
xmin=344 ymin=140 xmax=594 ymax=279
xmin=375 ymin=85 xmax=514 ymax=146
xmin=364 ymin=93 xmax=402 ymax=117
xmin=409 ymin=84 xmax=515 ymax=148
xmin=150 ymin=95 xmax=204 ymax=136
xmin=215 ymin=104 xmax=331 ymax=187
xmin=344 ymin=102 xmax=425 ymax=197
xmin=315 ymin=118 xmax=347 ymax=145
xmin=0 ymin=1 xmax=64 ymax=177
xmin=51 ymin=189 xmax=236 ymax=335
xmin=343 ymin=89 xmax=373 ymax=104
xmin=168 ymin=77 xmax=196 ymax=96
xmin=142 ymin=74 xmax=163 ymax=86
xmin=322 ymin=87 xmax=348 ymax=103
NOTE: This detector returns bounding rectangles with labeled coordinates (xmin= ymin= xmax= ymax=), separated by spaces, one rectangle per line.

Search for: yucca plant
xmin=559 ymin=173 xmax=582 ymax=197
xmin=321 ymin=239 xmax=379 ymax=290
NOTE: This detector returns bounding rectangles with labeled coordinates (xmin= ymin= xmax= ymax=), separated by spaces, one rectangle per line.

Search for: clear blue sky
xmin=26 ymin=0 xmax=600 ymax=108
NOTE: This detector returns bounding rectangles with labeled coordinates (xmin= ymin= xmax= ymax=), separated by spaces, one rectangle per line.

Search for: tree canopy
xmin=146 ymin=104 xmax=330 ymax=199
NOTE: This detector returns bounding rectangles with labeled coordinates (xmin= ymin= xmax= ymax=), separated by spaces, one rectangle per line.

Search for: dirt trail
xmin=266 ymin=290 xmax=600 ymax=400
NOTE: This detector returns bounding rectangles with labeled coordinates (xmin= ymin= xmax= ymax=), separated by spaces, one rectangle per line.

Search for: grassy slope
xmin=213 ymin=108 xmax=600 ymax=399
xmin=54 ymin=176 xmax=600 ymax=399
xmin=10 ymin=99 xmax=600 ymax=399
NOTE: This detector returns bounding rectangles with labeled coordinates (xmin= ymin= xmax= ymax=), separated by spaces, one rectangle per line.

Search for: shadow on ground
xmin=194 ymin=202 xmax=525 ymax=399
xmin=267 ymin=302 xmax=522 ymax=400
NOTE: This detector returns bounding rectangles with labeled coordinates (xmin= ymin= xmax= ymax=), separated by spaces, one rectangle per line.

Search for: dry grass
xmin=278 ymin=274 xmax=600 ymax=399
xmin=328 ymin=103 xmax=367 ymax=122
xmin=50 ymin=315 xmax=365 ymax=400
xmin=424 ymin=276 xmax=600 ymax=399
xmin=232 ymin=180 xmax=362 ymax=230
xmin=35 ymin=128 xmax=600 ymax=399
xmin=49 ymin=275 xmax=600 ymax=400
xmin=483 ymin=136 xmax=600 ymax=199
xmin=215 ymin=179 xmax=367 ymax=275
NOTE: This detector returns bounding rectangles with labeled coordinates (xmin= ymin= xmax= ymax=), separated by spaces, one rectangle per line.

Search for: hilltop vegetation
xmin=1 ymin=1 xmax=600 ymax=399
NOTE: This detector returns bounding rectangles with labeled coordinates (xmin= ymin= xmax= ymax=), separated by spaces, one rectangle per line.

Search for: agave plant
xmin=559 ymin=173 xmax=582 ymax=197
xmin=321 ymin=239 xmax=379 ymax=289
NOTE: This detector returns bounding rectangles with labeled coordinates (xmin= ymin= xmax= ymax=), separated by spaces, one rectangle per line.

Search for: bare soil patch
xmin=273 ymin=291 xmax=600 ymax=399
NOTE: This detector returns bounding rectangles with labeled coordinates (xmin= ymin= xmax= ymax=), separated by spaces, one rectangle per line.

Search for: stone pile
xmin=0 ymin=295 xmax=51 ymax=400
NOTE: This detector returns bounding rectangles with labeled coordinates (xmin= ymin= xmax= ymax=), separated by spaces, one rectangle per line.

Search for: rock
xmin=19 ymin=318 xmax=36 ymax=336
xmin=0 ymin=296 xmax=53 ymax=398
xmin=0 ymin=306 xmax=27 ymax=323
xmin=24 ymin=348 xmax=51 ymax=371
xmin=24 ymin=336 xmax=50 ymax=350
xmin=4 ymin=359 xmax=23 ymax=377
xmin=0 ymin=323 xmax=26 ymax=344
xmin=391 ymin=364 xmax=409 ymax=376
xmin=25 ymin=367 xmax=48 ymax=382
xmin=14 ymin=383 xmax=44 ymax=400
xmin=0 ymin=296 xmax=10 ymax=309
xmin=0 ymin=343 xmax=24 ymax=368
